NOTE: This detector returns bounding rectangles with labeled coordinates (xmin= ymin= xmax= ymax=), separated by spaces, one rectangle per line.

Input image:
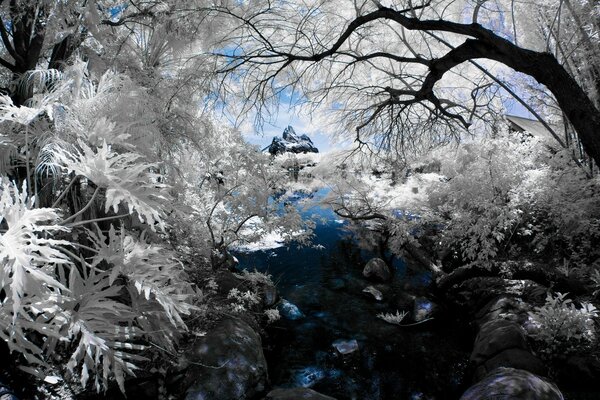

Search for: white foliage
xmin=0 ymin=180 xmax=71 ymax=322
xmin=0 ymin=180 xmax=73 ymax=371
xmin=56 ymin=140 xmax=169 ymax=230
xmin=87 ymin=225 xmax=195 ymax=328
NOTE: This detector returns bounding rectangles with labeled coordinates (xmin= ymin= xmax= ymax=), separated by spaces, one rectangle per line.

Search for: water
xmin=235 ymin=188 xmax=470 ymax=399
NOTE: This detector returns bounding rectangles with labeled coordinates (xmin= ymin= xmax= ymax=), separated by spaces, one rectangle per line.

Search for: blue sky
xmin=240 ymin=96 xmax=535 ymax=153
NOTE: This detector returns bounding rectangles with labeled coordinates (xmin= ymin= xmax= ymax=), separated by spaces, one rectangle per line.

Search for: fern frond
xmin=87 ymin=225 xmax=194 ymax=328
xmin=63 ymin=265 xmax=146 ymax=392
xmin=55 ymin=140 xmax=170 ymax=230
xmin=0 ymin=180 xmax=72 ymax=324
xmin=16 ymin=69 xmax=64 ymax=100
xmin=35 ymin=141 xmax=63 ymax=179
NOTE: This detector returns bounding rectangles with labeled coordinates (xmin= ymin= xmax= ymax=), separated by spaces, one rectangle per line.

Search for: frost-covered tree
xmin=0 ymin=0 xmax=299 ymax=393
xmin=211 ymin=0 xmax=600 ymax=166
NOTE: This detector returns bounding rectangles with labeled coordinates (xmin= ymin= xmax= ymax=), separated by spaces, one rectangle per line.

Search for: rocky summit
xmin=268 ymin=126 xmax=319 ymax=155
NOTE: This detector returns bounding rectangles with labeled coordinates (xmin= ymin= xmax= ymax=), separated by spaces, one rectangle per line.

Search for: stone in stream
xmin=266 ymin=388 xmax=337 ymax=400
xmin=460 ymin=367 xmax=564 ymax=400
xmin=179 ymin=318 xmax=268 ymax=400
xmin=293 ymin=366 xmax=327 ymax=387
xmin=412 ymin=297 xmax=437 ymax=322
xmin=277 ymin=299 xmax=305 ymax=320
xmin=362 ymin=285 xmax=383 ymax=301
xmin=332 ymin=339 xmax=359 ymax=355
xmin=362 ymin=258 xmax=392 ymax=282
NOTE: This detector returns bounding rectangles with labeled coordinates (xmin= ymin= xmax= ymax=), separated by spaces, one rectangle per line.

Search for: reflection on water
xmin=235 ymin=189 xmax=470 ymax=400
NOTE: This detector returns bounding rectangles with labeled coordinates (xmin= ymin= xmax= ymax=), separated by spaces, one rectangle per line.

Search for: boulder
xmin=474 ymin=348 xmax=547 ymax=381
xmin=449 ymin=277 xmax=541 ymax=316
xmin=180 ymin=318 xmax=268 ymax=400
xmin=265 ymin=388 xmax=337 ymax=400
xmin=362 ymin=258 xmax=392 ymax=282
xmin=470 ymin=319 xmax=528 ymax=366
xmin=460 ymin=368 xmax=564 ymax=400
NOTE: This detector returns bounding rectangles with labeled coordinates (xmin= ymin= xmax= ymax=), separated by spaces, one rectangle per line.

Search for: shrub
xmin=527 ymin=292 xmax=598 ymax=357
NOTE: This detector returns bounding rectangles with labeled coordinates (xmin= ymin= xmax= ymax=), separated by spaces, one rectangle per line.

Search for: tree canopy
xmin=212 ymin=0 xmax=600 ymax=166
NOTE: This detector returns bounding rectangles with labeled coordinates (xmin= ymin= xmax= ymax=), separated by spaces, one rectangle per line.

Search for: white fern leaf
xmin=16 ymin=69 xmax=64 ymax=100
xmin=87 ymin=225 xmax=194 ymax=328
xmin=56 ymin=140 xmax=169 ymax=230
xmin=64 ymin=265 xmax=146 ymax=392
xmin=0 ymin=180 xmax=72 ymax=324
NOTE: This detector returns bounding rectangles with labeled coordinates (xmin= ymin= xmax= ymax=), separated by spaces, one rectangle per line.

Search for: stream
xmin=235 ymin=189 xmax=471 ymax=400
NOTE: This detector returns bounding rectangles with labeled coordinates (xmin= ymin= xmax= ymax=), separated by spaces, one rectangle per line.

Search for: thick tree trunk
xmin=536 ymin=61 xmax=600 ymax=168
xmin=462 ymin=36 xmax=600 ymax=167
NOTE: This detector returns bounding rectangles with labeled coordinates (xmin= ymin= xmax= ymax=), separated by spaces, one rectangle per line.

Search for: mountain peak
xmin=267 ymin=126 xmax=319 ymax=155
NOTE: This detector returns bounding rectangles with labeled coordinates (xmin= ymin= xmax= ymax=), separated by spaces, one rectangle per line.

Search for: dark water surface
xmin=236 ymin=189 xmax=470 ymax=400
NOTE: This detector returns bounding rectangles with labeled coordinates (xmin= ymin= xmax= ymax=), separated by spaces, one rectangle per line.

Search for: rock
xmin=278 ymin=299 xmax=304 ymax=320
xmin=413 ymin=297 xmax=437 ymax=322
xmin=362 ymin=286 xmax=383 ymax=301
xmin=180 ymin=318 xmax=268 ymax=400
xmin=470 ymin=319 xmax=528 ymax=366
xmin=292 ymin=366 xmax=327 ymax=387
xmin=332 ymin=339 xmax=359 ymax=355
xmin=267 ymin=126 xmax=319 ymax=155
xmin=450 ymin=277 xmax=536 ymax=316
xmin=475 ymin=348 xmax=547 ymax=381
xmin=460 ymin=368 xmax=564 ymax=400
xmin=265 ymin=388 xmax=337 ymax=400
xmin=362 ymin=258 xmax=392 ymax=282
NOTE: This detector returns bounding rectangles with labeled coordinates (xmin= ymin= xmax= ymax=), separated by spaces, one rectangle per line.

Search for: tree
xmin=211 ymin=0 xmax=600 ymax=166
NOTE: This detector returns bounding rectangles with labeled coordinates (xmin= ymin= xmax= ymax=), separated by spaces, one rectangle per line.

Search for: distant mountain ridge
xmin=267 ymin=126 xmax=319 ymax=155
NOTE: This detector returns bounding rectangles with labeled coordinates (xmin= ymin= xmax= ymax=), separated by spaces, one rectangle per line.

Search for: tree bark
xmin=456 ymin=36 xmax=600 ymax=167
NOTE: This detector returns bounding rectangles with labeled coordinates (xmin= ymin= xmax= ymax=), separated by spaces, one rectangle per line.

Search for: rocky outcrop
xmin=265 ymin=388 xmax=337 ymax=400
xmin=267 ymin=126 xmax=319 ymax=155
xmin=362 ymin=258 xmax=392 ymax=282
xmin=456 ymin=279 xmax=563 ymax=399
xmin=178 ymin=318 xmax=268 ymax=400
xmin=460 ymin=368 xmax=563 ymax=400
xmin=470 ymin=318 xmax=546 ymax=380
